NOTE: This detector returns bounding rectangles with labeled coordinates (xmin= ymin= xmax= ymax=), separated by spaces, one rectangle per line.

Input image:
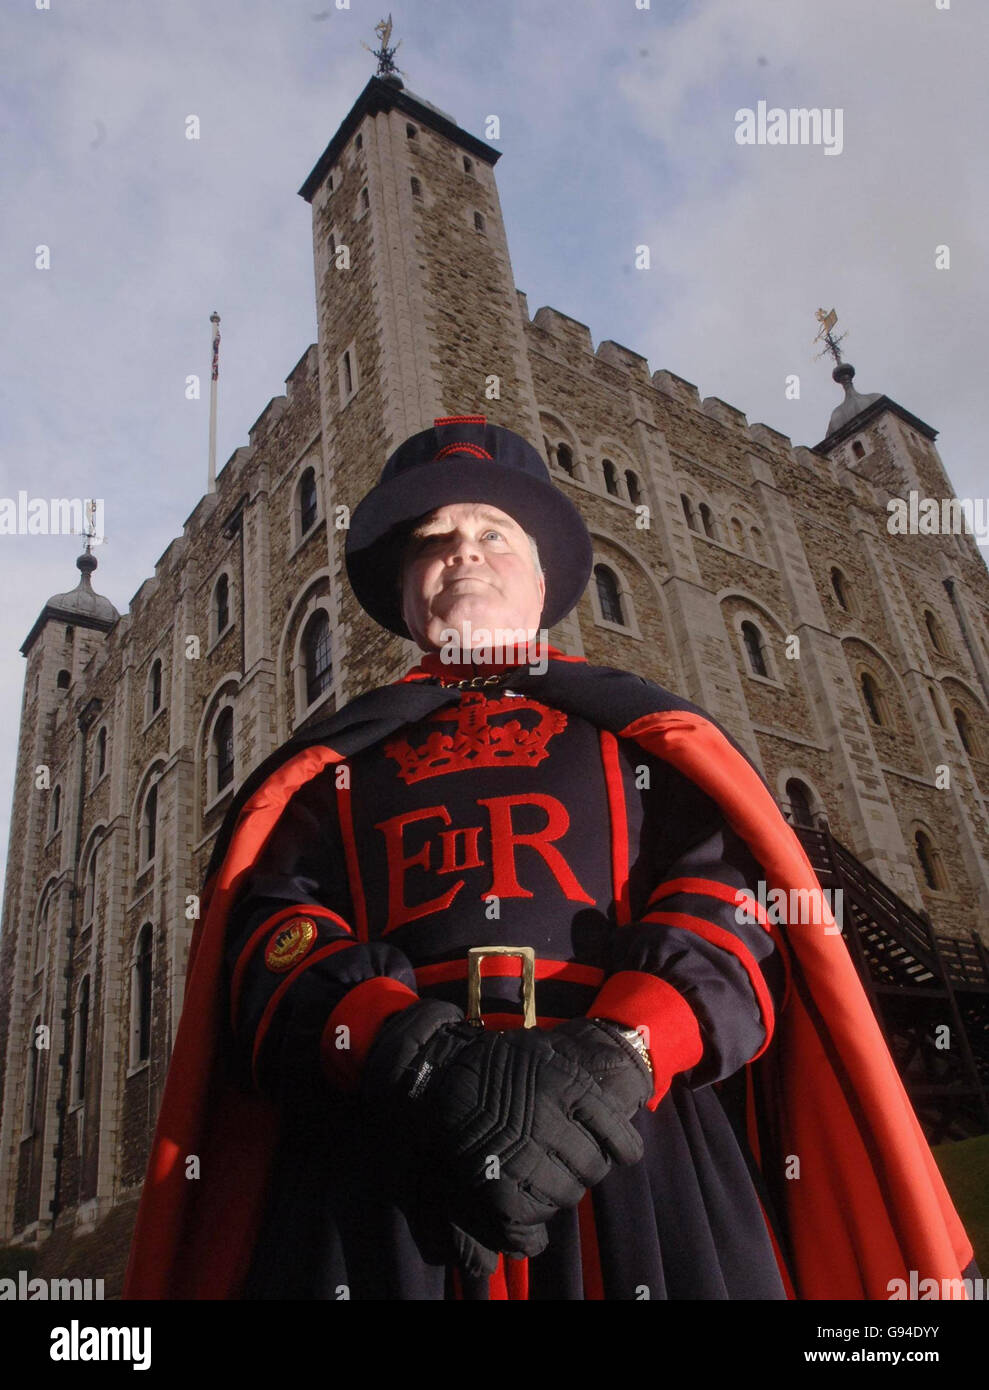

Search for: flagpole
xmin=208 ymin=311 xmax=221 ymax=493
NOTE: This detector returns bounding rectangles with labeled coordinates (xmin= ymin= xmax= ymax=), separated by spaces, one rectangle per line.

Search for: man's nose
xmin=443 ymin=533 xmax=484 ymax=563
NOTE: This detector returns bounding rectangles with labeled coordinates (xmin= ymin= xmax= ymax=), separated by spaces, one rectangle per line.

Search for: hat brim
xmin=345 ymin=455 xmax=593 ymax=639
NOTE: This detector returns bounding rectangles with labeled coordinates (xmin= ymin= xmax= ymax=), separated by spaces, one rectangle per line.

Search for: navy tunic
xmin=224 ymin=680 xmax=789 ymax=1299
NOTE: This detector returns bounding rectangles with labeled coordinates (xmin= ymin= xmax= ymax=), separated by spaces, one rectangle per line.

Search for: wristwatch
xmin=591 ymin=1017 xmax=654 ymax=1075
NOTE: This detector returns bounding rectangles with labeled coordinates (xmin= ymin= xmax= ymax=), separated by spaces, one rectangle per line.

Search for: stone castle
xmin=2 ymin=71 xmax=987 ymax=1290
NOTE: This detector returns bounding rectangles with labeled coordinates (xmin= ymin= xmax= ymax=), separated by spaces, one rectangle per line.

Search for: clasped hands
xmin=360 ymin=999 xmax=653 ymax=1277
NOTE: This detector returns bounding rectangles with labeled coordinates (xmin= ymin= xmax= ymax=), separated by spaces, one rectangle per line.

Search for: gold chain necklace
xmin=428 ymin=669 xmax=517 ymax=689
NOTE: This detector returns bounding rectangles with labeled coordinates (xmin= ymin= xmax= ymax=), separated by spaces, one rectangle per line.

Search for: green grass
xmin=931 ymin=1132 xmax=989 ymax=1273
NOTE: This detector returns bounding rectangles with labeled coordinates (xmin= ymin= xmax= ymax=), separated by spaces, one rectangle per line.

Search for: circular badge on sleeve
xmin=264 ymin=917 xmax=318 ymax=973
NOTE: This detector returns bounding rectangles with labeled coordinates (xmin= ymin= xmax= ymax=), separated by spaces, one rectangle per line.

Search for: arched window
xmin=303 ymin=611 xmax=333 ymax=707
xmin=298 ymin=466 xmax=318 ymax=536
xmin=82 ymin=843 xmax=98 ymax=926
xmin=406 ymin=123 xmax=417 ymax=139
xmin=72 ymin=976 xmax=90 ymax=1104
xmin=924 ymin=610 xmax=947 ymax=656
xmin=96 ymin=726 xmax=107 ymax=779
xmin=410 ymin=176 xmax=422 ymax=199
xmin=861 ymin=672 xmax=884 ymax=726
xmin=953 ymin=707 xmax=977 ymax=757
xmin=625 ymin=471 xmax=641 ymax=507
xmin=851 ymin=440 xmax=866 ymax=460
xmin=698 ymin=503 xmax=717 ymax=540
xmin=680 ymin=494 xmax=698 ymax=532
xmin=594 ymin=565 xmax=624 ymax=625
xmin=602 ymin=459 xmax=619 ymax=497
xmin=56 ymin=669 xmax=70 ymax=689
xmin=147 ymin=658 xmax=162 ymax=719
xmin=741 ymin=621 xmax=768 ymax=678
xmin=556 ymin=443 xmax=574 ymax=477
xmin=214 ymin=707 xmax=234 ymax=792
xmin=785 ymin=778 xmax=815 ymax=828
xmin=34 ymin=897 xmax=50 ymax=974
xmin=24 ymin=1015 xmax=41 ymax=1133
xmin=473 ymin=211 xmax=485 ymax=232
xmin=213 ymin=573 xmax=229 ymax=635
xmin=914 ymin=829 xmax=944 ymax=892
xmin=830 ymin=567 xmax=850 ymax=610
xmin=141 ymin=781 xmax=158 ymax=866
xmin=355 ymin=132 xmax=363 ymax=151
xmin=342 ymin=349 xmax=354 ymax=395
xmin=50 ymin=785 xmax=61 ymax=835
xmin=132 ymin=923 xmax=153 ymax=1066
xmin=730 ymin=518 xmax=745 ymax=550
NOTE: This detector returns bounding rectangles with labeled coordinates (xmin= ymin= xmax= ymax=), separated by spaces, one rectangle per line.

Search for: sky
xmin=1 ymin=0 xmax=987 ymax=892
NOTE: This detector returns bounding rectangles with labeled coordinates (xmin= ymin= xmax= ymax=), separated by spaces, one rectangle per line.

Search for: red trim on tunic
xmin=230 ymin=904 xmax=353 ymax=1031
xmin=335 ymin=764 xmax=369 ymax=942
xmin=647 ymin=875 xmax=792 ymax=1009
xmin=642 ymin=908 xmax=775 ymax=1059
xmin=413 ymin=958 xmax=604 ymax=988
xmin=319 ymin=976 xmax=420 ymax=1092
xmin=505 ymin=1256 xmax=529 ymax=1300
xmin=488 ymin=1254 xmax=508 ymax=1299
xmin=648 ymin=875 xmax=772 ymax=927
xmin=250 ymin=940 xmax=357 ymax=1085
xmin=578 ymin=1191 xmax=604 ymax=1299
xmin=598 ymin=730 xmax=631 ymax=925
xmin=588 ymin=969 xmax=704 ymax=1110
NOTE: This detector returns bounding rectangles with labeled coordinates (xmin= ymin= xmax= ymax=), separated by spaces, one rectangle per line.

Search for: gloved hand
xmin=361 ymin=1000 xmax=649 ymax=1274
xmin=359 ymin=998 xmax=539 ymax=1275
xmin=547 ymin=1016 xmax=654 ymax=1116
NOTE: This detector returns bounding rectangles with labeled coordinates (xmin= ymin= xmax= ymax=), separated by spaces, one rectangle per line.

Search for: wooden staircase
xmin=790 ymin=820 xmax=989 ymax=1143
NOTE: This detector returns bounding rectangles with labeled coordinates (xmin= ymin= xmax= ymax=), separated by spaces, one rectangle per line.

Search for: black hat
xmin=345 ymin=415 xmax=593 ymax=639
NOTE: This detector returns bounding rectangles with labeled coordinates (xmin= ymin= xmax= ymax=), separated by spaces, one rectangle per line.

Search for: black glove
xmin=546 ymin=1016 xmax=654 ymax=1116
xmin=360 ymin=999 xmax=540 ymax=1275
xmin=362 ymin=1001 xmax=649 ymax=1270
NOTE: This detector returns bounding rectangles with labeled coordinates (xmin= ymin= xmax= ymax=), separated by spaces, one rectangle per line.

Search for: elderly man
xmin=125 ymin=415 xmax=974 ymax=1301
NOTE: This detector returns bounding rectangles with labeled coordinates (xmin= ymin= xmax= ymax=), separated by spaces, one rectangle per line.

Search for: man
xmin=125 ymin=415 xmax=974 ymax=1300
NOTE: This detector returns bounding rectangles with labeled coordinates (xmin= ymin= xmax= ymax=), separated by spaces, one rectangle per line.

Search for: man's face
xmin=399 ymin=501 xmax=546 ymax=653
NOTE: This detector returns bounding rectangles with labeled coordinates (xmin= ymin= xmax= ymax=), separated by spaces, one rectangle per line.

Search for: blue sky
xmin=1 ymin=0 xmax=987 ymax=889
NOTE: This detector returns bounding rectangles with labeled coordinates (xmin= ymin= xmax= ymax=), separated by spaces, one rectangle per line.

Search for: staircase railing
xmin=785 ymin=814 xmax=989 ymax=1139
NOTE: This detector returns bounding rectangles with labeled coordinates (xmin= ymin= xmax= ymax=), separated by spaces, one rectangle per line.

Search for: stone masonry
xmin=0 ymin=73 xmax=986 ymax=1293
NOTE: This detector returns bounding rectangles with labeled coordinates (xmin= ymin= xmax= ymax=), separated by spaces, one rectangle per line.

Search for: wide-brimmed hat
xmin=344 ymin=414 xmax=593 ymax=639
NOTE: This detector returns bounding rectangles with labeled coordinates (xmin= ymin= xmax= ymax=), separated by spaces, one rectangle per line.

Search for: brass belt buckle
xmin=466 ymin=946 xmax=537 ymax=1029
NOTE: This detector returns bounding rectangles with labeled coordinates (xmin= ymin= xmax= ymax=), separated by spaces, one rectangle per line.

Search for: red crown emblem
xmin=384 ymin=693 xmax=567 ymax=784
